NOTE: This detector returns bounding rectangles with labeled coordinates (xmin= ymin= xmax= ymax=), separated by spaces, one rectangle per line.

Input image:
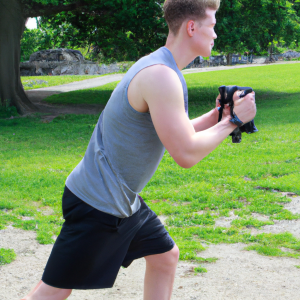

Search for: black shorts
xmin=42 ymin=186 xmax=175 ymax=289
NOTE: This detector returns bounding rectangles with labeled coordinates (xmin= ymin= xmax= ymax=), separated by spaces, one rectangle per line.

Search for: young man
xmin=23 ymin=0 xmax=256 ymax=299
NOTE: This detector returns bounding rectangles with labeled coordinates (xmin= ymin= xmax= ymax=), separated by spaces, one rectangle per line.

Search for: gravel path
xmin=28 ymin=74 xmax=125 ymax=93
xmin=1 ymin=195 xmax=300 ymax=300
xmin=25 ymin=74 xmax=125 ymax=118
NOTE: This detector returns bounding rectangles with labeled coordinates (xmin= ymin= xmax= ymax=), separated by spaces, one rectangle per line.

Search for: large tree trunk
xmin=226 ymin=53 xmax=233 ymax=66
xmin=0 ymin=0 xmax=37 ymax=114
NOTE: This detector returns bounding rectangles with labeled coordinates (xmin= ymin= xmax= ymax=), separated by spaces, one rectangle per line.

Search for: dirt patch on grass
xmin=1 ymin=226 xmax=300 ymax=300
xmin=25 ymin=89 xmax=105 ymax=120
xmin=1 ymin=194 xmax=299 ymax=299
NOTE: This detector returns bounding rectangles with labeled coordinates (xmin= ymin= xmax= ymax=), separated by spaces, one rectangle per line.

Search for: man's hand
xmin=233 ymin=91 xmax=256 ymax=124
xmin=215 ymin=93 xmax=231 ymax=120
xmin=216 ymin=90 xmax=256 ymax=124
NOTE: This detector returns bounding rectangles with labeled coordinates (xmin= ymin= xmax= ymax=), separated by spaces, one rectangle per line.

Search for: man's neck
xmin=165 ymin=33 xmax=196 ymax=71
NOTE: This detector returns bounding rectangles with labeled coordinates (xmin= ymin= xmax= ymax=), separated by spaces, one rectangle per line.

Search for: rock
xmin=252 ymin=56 xmax=268 ymax=64
xmin=29 ymin=48 xmax=84 ymax=63
xmin=282 ymin=51 xmax=300 ymax=59
xmin=20 ymin=48 xmax=122 ymax=76
xmin=209 ymin=55 xmax=227 ymax=66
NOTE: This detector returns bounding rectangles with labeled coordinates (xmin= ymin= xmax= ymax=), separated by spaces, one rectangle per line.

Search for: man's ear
xmin=186 ymin=20 xmax=195 ymax=37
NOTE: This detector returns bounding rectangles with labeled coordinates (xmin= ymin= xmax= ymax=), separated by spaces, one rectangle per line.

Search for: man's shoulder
xmin=136 ymin=64 xmax=181 ymax=91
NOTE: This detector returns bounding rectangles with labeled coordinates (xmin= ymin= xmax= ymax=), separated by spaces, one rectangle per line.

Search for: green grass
xmin=21 ymin=75 xmax=107 ymax=90
xmin=0 ymin=248 xmax=16 ymax=265
xmin=1 ymin=63 xmax=300 ymax=266
xmin=0 ymin=105 xmax=19 ymax=119
xmin=45 ymin=81 xmax=121 ymax=105
xmin=244 ymin=244 xmax=299 ymax=258
xmin=194 ymin=266 xmax=208 ymax=273
xmin=231 ymin=217 xmax=274 ymax=228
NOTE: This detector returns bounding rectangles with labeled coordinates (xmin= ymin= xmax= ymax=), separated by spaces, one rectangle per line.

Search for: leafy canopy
xmin=25 ymin=0 xmax=166 ymax=62
xmin=27 ymin=0 xmax=73 ymax=5
xmin=215 ymin=0 xmax=300 ymax=55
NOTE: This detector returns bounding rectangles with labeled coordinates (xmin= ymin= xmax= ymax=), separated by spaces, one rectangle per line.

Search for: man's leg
xmin=144 ymin=245 xmax=179 ymax=300
xmin=21 ymin=280 xmax=72 ymax=300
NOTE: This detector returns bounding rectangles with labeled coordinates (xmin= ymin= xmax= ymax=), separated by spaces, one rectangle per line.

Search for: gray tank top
xmin=66 ymin=47 xmax=188 ymax=218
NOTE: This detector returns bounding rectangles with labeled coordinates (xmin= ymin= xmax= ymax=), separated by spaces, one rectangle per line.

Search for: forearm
xmin=182 ymin=117 xmax=236 ymax=168
xmin=190 ymin=108 xmax=219 ymax=132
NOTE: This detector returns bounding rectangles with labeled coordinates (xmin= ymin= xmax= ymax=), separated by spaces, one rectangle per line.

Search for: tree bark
xmin=269 ymin=42 xmax=274 ymax=60
xmin=0 ymin=0 xmax=37 ymax=114
xmin=226 ymin=53 xmax=233 ymax=66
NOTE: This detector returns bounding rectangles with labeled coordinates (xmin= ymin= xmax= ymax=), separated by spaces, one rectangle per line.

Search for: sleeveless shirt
xmin=66 ymin=47 xmax=188 ymax=218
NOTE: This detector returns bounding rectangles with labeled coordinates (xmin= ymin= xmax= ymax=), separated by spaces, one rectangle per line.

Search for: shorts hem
xmin=122 ymin=241 xmax=176 ymax=268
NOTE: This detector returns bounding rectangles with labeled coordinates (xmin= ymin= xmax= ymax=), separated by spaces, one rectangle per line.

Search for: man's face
xmin=192 ymin=9 xmax=217 ymax=57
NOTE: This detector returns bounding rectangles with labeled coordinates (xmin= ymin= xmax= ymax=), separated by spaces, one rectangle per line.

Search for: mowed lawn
xmin=1 ymin=64 xmax=300 ymax=270
xmin=21 ymin=75 xmax=105 ymax=90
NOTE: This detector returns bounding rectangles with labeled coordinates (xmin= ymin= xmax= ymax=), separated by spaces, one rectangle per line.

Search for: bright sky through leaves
xmin=26 ymin=18 xmax=38 ymax=29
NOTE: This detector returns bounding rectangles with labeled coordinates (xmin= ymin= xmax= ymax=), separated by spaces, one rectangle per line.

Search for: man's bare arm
xmin=139 ymin=65 xmax=256 ymax=168
xmin=190 ymin=108 xmax=219 ymax=132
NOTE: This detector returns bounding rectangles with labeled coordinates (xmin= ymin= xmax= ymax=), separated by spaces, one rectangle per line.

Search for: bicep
xmin=142 ymin=67 xmax=195 ymax=166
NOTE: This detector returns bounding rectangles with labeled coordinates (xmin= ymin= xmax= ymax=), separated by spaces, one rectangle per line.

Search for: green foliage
xmin=215 ymin=0 xmax=300 ymax=56
xmin=20 ymin=28 xmax=49 ymax=62
xmin=21 ymin=1 xmax=166 ymax=63
xmin=29 ymin=0 xmax=61 ymax=4
xmin=21 ymin=0 xmax=300 ymax=63
xmin=37 ymin=0 xmax=166 ymax=62
xmin=0 ymin=248 xmax=16 ymax=265
xmin=0 ymin=106 xmax=18 ymax=119
xmin=0 ymin=100 xmax=19 ymax=119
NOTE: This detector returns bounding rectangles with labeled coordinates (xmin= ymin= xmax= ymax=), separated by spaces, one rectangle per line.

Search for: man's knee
xmin=145 ymin=244 xmax=179 ymax=271
xmin=167 ymin=244 xmax=180 ymax=266
xmin=21 ymin=281 xmax=72 ymax=300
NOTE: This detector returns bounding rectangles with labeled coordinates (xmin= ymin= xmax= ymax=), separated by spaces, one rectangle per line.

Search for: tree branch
xmin=22 ymin=0 xmax=87 ymax=18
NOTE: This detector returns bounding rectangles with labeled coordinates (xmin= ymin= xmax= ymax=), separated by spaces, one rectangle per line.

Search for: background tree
xmin=214 ymin=0 xmax=300 ymax=64
xmin=21 ymin=27 xmax=54 ymax=62
xmin=243 ymin=0 xmax=300 ymax=59
xmin=38 ymin=1 xmax=167 ymax=63
xmin=214 ymin=0 xmax=249 ymax=65
xmin=0 ymin=0 xmax=165 ymax=115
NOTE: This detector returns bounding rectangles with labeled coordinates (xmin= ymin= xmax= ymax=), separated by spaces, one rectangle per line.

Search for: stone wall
xmin=20 ymin=61 xmax=122 ymax=76
xmin=282 ymin=51 xmax=300 ymax=59
xmin=20 ymin=48 xmax=125 ymax=76
xmin=21 ymin=48 xmax=300 ymax=75
xmin=186 ymin=51 xmax=299 ymax=69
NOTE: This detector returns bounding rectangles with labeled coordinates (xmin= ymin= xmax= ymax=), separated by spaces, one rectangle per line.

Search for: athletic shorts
xmin=42 ymin=186 xmax=175 ymax=289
